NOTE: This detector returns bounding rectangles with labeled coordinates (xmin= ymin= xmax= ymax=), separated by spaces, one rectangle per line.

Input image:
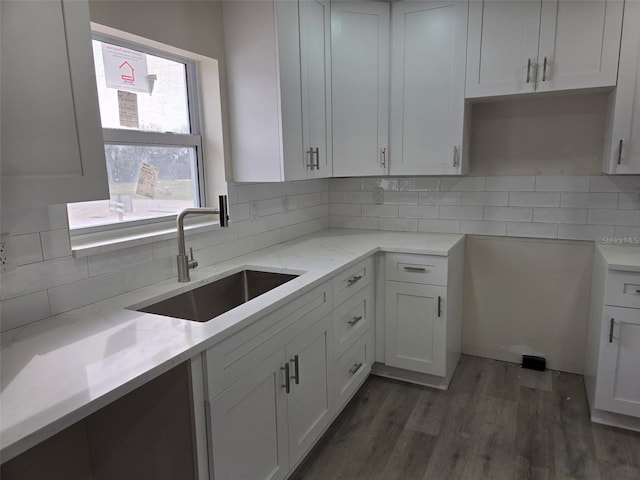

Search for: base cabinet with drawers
xmin=376 ymin=241 xmax=464 ymax=390
xmin=584 ymin=247 xmax=640 ymax=432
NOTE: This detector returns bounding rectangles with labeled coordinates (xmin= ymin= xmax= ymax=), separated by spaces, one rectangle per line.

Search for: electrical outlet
xmin=373 ymin=187 xmax=384 ymax=205
xmin=250 ymin=201 xmax=259 ymax=220
xmin=0 ymin=234 xmax=15 ymax=273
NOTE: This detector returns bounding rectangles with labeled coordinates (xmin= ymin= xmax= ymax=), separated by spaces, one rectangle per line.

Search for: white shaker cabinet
xmin=603 ymin=0 xmax=640 ymax=174
xmin=466 ymin=0 xmax=623 ymax=98
xmin=390 ymin=0 xmax=469 ymax=176
xmin=222 ymin=0 xmax=331 ymax=182
xmin=331 ymin=1 xmax=390 ymax=177
xmin=585 ymin=247 xmax=640 ymax=432
xmin=0 ymin=0 xmax=109 ymax=208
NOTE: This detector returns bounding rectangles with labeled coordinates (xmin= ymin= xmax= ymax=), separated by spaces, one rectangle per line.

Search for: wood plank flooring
xmin=291 ymin=355 xmax=640 ymax=480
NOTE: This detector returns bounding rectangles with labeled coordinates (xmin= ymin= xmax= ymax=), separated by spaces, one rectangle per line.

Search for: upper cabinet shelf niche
xmin=466 ymin=0 xmax=624 ymax=99
xmin=223 ymin=0 xmax=332 ymax=182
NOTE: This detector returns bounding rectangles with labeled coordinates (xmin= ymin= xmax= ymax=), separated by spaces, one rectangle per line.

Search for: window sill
xmin=70 ymin=217 xmax=221 ymax=258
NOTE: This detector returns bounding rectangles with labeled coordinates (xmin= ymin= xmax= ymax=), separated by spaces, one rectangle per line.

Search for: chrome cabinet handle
xmin=349 ymin=362 xmax=363 ymax=375
xmin=281 ymin=363 xmax=291 ymax=393
xmin=542 ymin=56 xmax=548 ymax=82
xmin=618 ymin=139 xmax=623 ymax=165
xmin=609 ymin=318 xmax=615 ymax=343
xmin=347 ymin=275 xmax=362 ymax=285
xmin=381 ymin=147 xmax=388 ymax=169
xmin=453 ymin=146 xmax=459 ymax=167
xmin=437 ymin=296 xmax=442 ymax=318
xmin=526 ymin=58 xmax=532 ymax=84
xmin=348 ymin=315 xmax=363 ymax=326
xmin=404 ymin=266 xmax=427 ymax=273
xmin=313 ymin=147 xmax=320 ymax=170
xmin=306 ymin=148 xmax=314 ymax=170
xmin=291 ymin=355 xmax=300 ymax=385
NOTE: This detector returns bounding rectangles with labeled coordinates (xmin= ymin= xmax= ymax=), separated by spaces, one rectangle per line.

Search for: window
xmin=67 ymin=35 xmax=204 ymax=231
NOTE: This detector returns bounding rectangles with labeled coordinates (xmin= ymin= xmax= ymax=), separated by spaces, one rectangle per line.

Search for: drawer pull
xmin=349 ymin=362 xmax=363 ymax=375
xmin=609 ymin=318 xmax=615 ymax=343
xmin=290 ymin=355 xmax=300 ymax=385
xmin=403 ymin=266 xmax=427 ymax=273
xmin=347 ymin=275 xmax=362 ymax=286
xmin=281 ymin=363 xmax=291 ymax=393
xmin=437 ymin=296 xmax=442 ymax=318
xmin=635 ymin=289 xmax=640 ymax=295
xmin=348 ymin=315 xmax=363 ymax=326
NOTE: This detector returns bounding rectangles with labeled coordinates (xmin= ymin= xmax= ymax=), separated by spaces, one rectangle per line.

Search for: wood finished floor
xmin=291 ymin=355 xmax=640 ymax=480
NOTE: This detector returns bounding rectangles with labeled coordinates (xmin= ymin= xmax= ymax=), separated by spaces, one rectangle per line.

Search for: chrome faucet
xmin=177 ymin=195 xmax=229 ymax=282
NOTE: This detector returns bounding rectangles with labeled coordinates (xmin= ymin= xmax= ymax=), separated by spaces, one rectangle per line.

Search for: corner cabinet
xmin=377 ymin=241 xmax=465 ymax=390
xmin=389 ymin=0 xmax=470 ymax=176
xmin=0 ymin=0 xmax=109 ymax=208
xmin=331 ymin=1 xmax=390 ymax=177
xmin=223 ymin=0 xmax=332 ymax=183
xmin=603 ymin=0 xmax=640 ymax=174
xmin=584 ymin=247 xmax=640 ymax=432
xmin=466 ymin=0 xmax=624 ymax=98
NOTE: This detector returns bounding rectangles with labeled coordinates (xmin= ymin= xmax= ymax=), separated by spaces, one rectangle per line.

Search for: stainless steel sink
xmin=136 ymin=270 xmax=298 ymax=322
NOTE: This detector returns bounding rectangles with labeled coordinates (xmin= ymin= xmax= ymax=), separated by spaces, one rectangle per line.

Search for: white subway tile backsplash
xmin=618 ymin=192 xmax=640 ymax=210
xmin=48 ymin=271 xmax=125 ymax=315
xmin=88 ymin=245 xmax=152 ymax=277
xmin=362 ymin=177 xmax=398 ymax=192
xmin=331 ymin=178 xmax=363 ymax=191
xmin=123 ymin=256 xmax=174 ymax=292
xmin=40 ymin=229 xmax=72 ymax=260
xmin=612 ymin=226 xmax=640 ymax=243
xmin=362 ymin=204 xmax=399 ymax=218
xmin=343 ymin=191 xmax=374 ymax=204
xmin=440 ymin=177 xmax=486 ymax=191
xmin=561 ymin=193 xmax=618 ymax=209
xmin=535 ymin=176 xmax=590 ymax=192
xmin=383 ymin=192 xmax=419 ymax=205
xmin=253 ymin=229 xmax=283 ymax=251
xmin=460 ymin=192 xmax=508 ymax=206
xmin=509 ymin=192 xmax=561 ymax=207
xmin=533 ymin=208 xmax=587 ymax=224
xmin=1 ymin=204 xmax=69 ymax=235
xmin=398 ymin=178 xmax=440 ymax=191
xmin=254 ymin=197 xmax=284 ymax=217
xmin=439 ymin=206 xmax=484 ymax=220
xmin=341 ymin=216 xmax=380 ymax=230
xmin=484 ymin=207 xmax=532 ymax=222
xmin=282 ymin=217 xmax=329 ymax=242
xmin=506 ymin=222 xmax=558 ymax=238
xmin=399 ymin=205 xmax=439 ymax=219
xmin=558 ymin=224 xmax=614 ymax=241
xmin=229 ymin=202 xmax=251 ymax=222
xmin=460 ymin=221 xmax=507 ymax=236
xmin=587 ymin=209 xmax=640 ymax=227
xmin=419 ymin=192 xmax=462 ymax=206
xmin=0 ymin=291 xmax=51 ymax=331
xmin=380 ymin=218 xmax=418 ymax=232
xmin=589 ymin=175 xmax=640 ymax=192
xmin=418 ymin=219 xmax=461 ymax=234
xmin=13 ymin=233 xmax=43 ymax=266
xmin=330 ymin=204 xmax=362 ymax=217
xmin=485 ymin=176 xmax=535 ymax=192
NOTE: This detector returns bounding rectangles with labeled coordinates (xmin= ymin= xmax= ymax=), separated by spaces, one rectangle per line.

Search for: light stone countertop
xmin=597 ymin=243 xmax=640 ymax=272
xmin=0 ymin=229 xmax=464 ymax=462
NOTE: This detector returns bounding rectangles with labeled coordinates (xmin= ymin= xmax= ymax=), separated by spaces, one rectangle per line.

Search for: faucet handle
xmin=188 ymin=247 xmax=199 ymax=271
xmin=189 ymin=247 xmax=195 ymax=261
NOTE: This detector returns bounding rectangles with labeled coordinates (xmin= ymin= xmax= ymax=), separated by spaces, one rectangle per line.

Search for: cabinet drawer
xmin=332 ymin=257 xmax=373 ymax=307
xmin=333 ymin=284 xmax=373 ymax=359
xmin=335 ymin=333 xmax=372 ymax=411
xmin=385 ymin=253 xmax=447 ymax=286
xmin=205 ymin=283 xmax=332 ymax=399
xmin=605 ymin=271 xmax=640 ymax=309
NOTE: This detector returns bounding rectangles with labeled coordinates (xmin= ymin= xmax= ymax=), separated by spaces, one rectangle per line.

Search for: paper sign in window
xmin=102 ymin=43 xmax=150 ymax=94
xmin=117 ymin=90 xmax=139 ymax=128
xmin=136 ymin=163 xmax=159 ymax=199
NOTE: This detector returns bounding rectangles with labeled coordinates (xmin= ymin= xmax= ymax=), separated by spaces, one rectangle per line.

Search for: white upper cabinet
xmin=390 ymin=0 xmax=469 ymax=176
xmin=0 ymin=0 xmax=109 ymax=209
xmin=603 ymin=0 xmax=640 ymax=174
xmin=331 ymin=1 xmax=390 ymax=177
xmin=466 ymin=0 xmax=624 ymax=98
xmin=223 ymin=0 xmax=331 ymax=182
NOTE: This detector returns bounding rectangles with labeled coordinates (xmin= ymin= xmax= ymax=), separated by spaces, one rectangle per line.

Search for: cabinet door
xmin=0 ymin=0 xmax=109 ymax=208
xmin=331 ymin=1 xmax=390 ymax=176
xmin=286 ymin=316 xmax=333 ymax=467
xmin=604 ymin=0 xmax=640 ymax=174
xmin=299 ymin=0 xmax=332 ymax=179
xmin=210 ymin=349 xmax=289 ymax=480
xmin=466 ymin=0 xmax=541 ymax=98
xmin=385 ymin=281 xmax=447 ymax=376
xmin=537 ymin=0 xmax=623 ymax=92
xmin=390 ymin=0 xmax=468 ymax=175
xmin=596 ymin=306 xmax=640 ymax=418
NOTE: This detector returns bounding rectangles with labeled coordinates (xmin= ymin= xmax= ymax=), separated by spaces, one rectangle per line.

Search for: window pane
xmin=68 ymin=145 xmax=197 ymax=229
xmin=92 ymin=39 xmax=191 ymax=133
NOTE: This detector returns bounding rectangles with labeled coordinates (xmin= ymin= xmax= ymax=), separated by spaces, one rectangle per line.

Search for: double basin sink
xmin=136 ymin=270 xmax=299 ymax=322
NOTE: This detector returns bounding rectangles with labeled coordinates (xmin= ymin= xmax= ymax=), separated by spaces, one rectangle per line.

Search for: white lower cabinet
xmin=585 ymin=247 xmax=640 ymax=432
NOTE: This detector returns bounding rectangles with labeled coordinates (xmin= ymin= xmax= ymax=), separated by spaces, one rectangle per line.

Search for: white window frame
xmin=69 ymin=32 xmax=207 ymax=237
